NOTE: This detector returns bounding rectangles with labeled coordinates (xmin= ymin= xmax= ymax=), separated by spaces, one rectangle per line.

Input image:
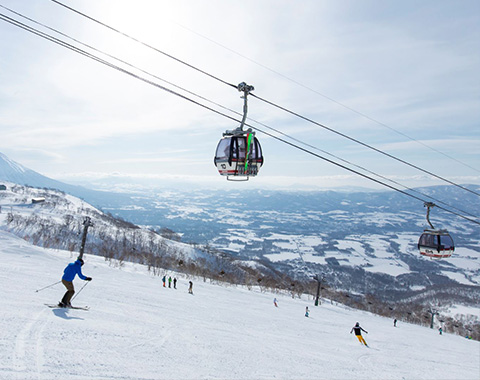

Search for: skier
xmin=188 ymin=281 xmax=193 ymax=294
xmin=394 ymin=318 xmax=397 ymax=327
xmin=439 ymin=327 xmax=443 ymax=335
xmin=162 ymin=275 xmax=166 ymax=287
xmin=173 ymin=277 xmax=177 ymax=289
xmin=350 ymin=322 xmax=368 ymax=346
xmin=273 ymin=298 xmax=278 ymax=307
xmin=58 ymin=258 xmax=92 ymax=308
xmin=305 ymin=306 xmax=309 ymax=317
xmin=168 ymin=276 xmax=172 ymax=288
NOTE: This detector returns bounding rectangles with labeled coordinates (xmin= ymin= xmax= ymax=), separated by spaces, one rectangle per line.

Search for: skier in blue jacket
xmin=58 ymin=258 xmax=92 ymax=307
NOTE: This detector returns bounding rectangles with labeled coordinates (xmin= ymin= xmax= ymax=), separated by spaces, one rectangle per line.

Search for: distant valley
xmin=102 ymin=186 xmax=480 ymax=302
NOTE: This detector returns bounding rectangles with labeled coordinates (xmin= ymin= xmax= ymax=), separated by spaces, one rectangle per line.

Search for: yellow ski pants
xmin=356 ymin=335 xmax=367 ymax=345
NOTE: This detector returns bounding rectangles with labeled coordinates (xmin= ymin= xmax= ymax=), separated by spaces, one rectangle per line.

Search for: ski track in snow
xmin=357 ymin=352 xmax=373 ymax=370
xmin=0 ymin=230 xmax=479 ymax=380
xmin=13 ymin=308 xmax=47 ymax=378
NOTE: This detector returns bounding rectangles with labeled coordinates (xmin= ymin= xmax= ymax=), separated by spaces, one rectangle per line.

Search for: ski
xmin=45 ymin=303 xmax=89 ymax=311
xmin=68 ymin=306 xmax=89 ymax=310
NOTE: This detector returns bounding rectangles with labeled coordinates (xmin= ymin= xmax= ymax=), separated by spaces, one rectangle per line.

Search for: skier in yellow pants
xmin=350 ymin=322 xmax=368 ymax=346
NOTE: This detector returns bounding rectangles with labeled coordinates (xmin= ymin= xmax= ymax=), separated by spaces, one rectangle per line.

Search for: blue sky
xmin=0 ymin=0 xmax=479 ymax=191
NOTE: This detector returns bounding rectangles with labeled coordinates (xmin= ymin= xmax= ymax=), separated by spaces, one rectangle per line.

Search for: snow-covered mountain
xmin=1 ymin=229 xmax=479 ymax=379
xmin=0 ymin=152 xmax=131 ymax=208
xmin=0 ymin=152 xmax=72 ymax=191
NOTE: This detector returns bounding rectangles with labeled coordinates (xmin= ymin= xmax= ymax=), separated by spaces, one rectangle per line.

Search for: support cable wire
xmin=0 ymin=4 xmax=475 ymax=217
xmin=49 ymin=0 xmax=480 ymax=178
xmin=4 ymin=4 xmax=475 ymax=219
xmin=251 ymin=93 xmax=480 ymax=198
xmin=160 ymin=13 xmax=480 ymax=175
xmin=1 ymin=11 xmax=479 ymax=227
xmin=0 ymin=12 xmax=230 ymax=117
xmin=0 ymin=3 xmax=230 ymax=115
xmin=249 ymin=118 xmax=479 ymax=220
xmin=250 ymin=124 xmax=480 ymax=226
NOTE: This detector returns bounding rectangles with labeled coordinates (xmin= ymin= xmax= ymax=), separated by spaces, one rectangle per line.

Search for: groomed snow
xmin=0 ymin=230 xmax=478 ymax=380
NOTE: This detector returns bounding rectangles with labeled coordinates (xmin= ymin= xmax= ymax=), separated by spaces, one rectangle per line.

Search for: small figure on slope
xmin=350 ymin=322 xmax=368 ymax=346
xmin=188 ymin=281 xmax=193 ymax=294
xmin=168 ymin=276 xmax=172 ymax=288
xmin=305 ymin=306 xmax=309 ymax=317
xmin=173 ymin=277 xmax=177 ymax=289
xmin=394 ymin=318 xmax=397 ymax=327
xmin=162 ymin=275 xmax=166 ymax=287
xmin=58 ymin=258 xmax=92 ymax=308
xmin=273 ymin=298 xmax=278 ymax=307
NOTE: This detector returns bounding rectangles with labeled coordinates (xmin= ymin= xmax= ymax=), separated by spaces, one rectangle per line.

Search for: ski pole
xmin=70 ymin=280 xmax=90 ymax=302
xmin=35 ymin=280 xmax=61 ymax=293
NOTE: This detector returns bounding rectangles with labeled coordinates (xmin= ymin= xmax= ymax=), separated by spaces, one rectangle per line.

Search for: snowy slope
xmin=0 ymin=230 xmax=478 ymax=380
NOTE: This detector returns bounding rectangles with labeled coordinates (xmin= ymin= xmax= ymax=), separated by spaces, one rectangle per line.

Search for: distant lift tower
xmin=77 ymin=216 xmax=94 ymax=261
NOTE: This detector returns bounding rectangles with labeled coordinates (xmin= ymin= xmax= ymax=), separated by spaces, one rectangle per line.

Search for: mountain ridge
xmin=0 ymin=152 xmax=132 ymax=208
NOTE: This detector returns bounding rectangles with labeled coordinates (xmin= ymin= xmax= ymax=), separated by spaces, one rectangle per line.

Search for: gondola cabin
xmin=214 ymin=133 xmax=263 ymax=180
xmin=418 ymin=229 xmax=454 ymax=259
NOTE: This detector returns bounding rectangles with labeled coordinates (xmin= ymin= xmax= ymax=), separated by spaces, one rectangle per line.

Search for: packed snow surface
xmin=0 ymin=230 xmax=478 ymax=380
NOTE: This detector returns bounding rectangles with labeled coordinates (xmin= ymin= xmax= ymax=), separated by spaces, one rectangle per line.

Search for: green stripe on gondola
xmin=245 ymin=133 xmax=253 ymax=171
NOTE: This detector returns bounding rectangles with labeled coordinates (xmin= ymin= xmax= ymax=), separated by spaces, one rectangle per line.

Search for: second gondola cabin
xmin=418 ymin=229 xmax=454 ymax=259
xmin=214 ymin=130 xmax=263 ymax=179
xmin=418 ymin=202 xmax=454 ymax=259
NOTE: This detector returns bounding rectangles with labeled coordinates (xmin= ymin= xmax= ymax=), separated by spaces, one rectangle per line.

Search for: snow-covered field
xmin=0 ymin=230 xmax=478 ymax=380
xmin=260 ymin=231 xmax=480 ymax=285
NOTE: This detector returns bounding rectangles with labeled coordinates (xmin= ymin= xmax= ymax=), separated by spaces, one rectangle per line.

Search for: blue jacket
xmin=62 ymin=260 xmax=87 ymax=282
